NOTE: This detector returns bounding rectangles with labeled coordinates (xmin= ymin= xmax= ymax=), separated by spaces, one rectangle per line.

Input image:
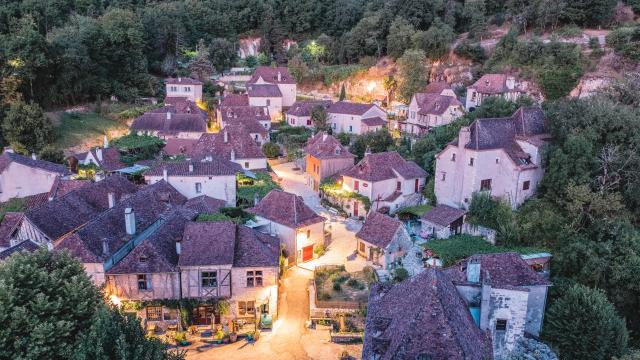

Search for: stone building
xmin=303 ymin=132 xmax=354 ymax=192
xmin=465 ymin=74 xmax=524 ymax=111
xmin=0 ymin=150 xmax=71 ymax=202
xmin=327 ymin=101 xmax=388 ymax=135
xmin=355 ymin=211 xmax=412 ymax=269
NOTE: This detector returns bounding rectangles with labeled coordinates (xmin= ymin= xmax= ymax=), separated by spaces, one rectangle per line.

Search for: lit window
xmin=306 ymin=229 xmax=311 ymax=238
xmin=246 ymin=271 xmax=263 ymax=287
xmin=146 ymin=306 xmax=162 ymax=321
xmin=359 ymin=242 xmax=365 ymax=252
xmin=238 ymin=301 xmax=256 ymax=316
xmin=137 ymin=274 xmax=151 ymax=290
xmin=201 ymin=271 xmax=217 ymax=288
xmin=195 ymin=182 xmax=202 ymax=193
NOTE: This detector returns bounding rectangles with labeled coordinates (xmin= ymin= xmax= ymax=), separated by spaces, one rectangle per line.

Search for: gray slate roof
xmin=247 ymin=84 xmax=282 ymax=97
xmin=190 ymin=126 xmax=266 ymax=161
xmin=341 ymin=151 xmax=427 ymax=182
xmin=327 ymin=101 xmax=377 ymax=116
xmin=422 ymin=205 xmax=466 ymax=227
xmin=144 ymin=159 xmax=241 ymax=177
xmin=355 ymin=212 xmax=403 ymax=249
xmin=247 ymin=190 xmax=326 ymax=228
xmin=0 ymin=152 xmax=70 ymax=175
xmin=304 ymin=132 xmax=354 ymax=160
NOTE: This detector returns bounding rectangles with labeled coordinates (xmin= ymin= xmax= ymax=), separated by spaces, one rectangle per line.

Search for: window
xmin=170 ymin=86 xmax=177 ymax=92
xmin=201 ymin=271 xmax=217 ymax=288
xmin=360 ymin=242 xmax=365 ymax=252
xmin=163 ymin=309 xmax=178 ymax=321
xmin=451 ymin=153 xmax=456 ymax=162
xmin=396 ymin=181 xmax=401 ymax=191
xmin=195 ymin=182 xmax=202 ymax=194
xmin=469 ymin=157 xmax=474 ymax=166
xmin=137 ymin=274 xmax=151 ymax=290
xmin=184 ymin=86 xmax=191 ymax=92
xmin=495 ymin=158 xmax=500 ymax=164
xmin=348 ymin=125 xmax=353 ymax=132
xmin=307 ymin=119 xmax=312 ymax=126
xmin=480 ymin=179 xmax=492 ymax=191
xmin=139 ymin=255 xmax=147 ymax=263
xmin=238 ymin=301 xmax=256 ymax=316
xmin=246 ymin=270 xmax=263 ymax=287
xmin=411 ymin=111 xmax=415 ymax=119
xmin=495 ymin=319 xmax=507 ymax=331
xmin=146 ymin=306 xmax=162 ymax=321
xmin=244 ymin=162 xmax=249 ymax=169
xmin=332 ymin=123 xmax=336 ymax=129
xmin=290 ymin=118 xmax=295 ymax=125
xmin=306 ymin=229 xmax=311 ymax=238
xmin=523 ymin=181 xmax=530 ymax=190
xmin=354 ymin=180 xmax=360 ymax=191
xmin=266 ymin=99 xmax=271 ymax=106
xmin=441 ymin=172 xmax=446 ymax=181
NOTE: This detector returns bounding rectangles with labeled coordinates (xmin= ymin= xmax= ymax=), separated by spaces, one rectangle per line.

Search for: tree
xmin=0 ymin=249 xmax=101 ymax=359
xmin=506 ymin=338 xmax=558 ymax=360
xmin=339 ymin=83 xmax=346 ymax=101
xmin=38 ymin=145 xmax=66 ymax=164
xmin=386 ymin=17 xmax=415 ymax=59
xmin=261 ymin=142 xmax=280 ymax=159
xmin=412 ymin=20 xmax=455 ymax=60
xmin=383 ymin=75 xmax=397 ymax=104
xmin=208 ymin=38 xmax=237 ymax=73
xmin=543 ymin=284 xmax=628 ymax=359
xmin=2 ymin=101 xmax=53 ymax=153
xmin=311 ymin=105 xmax=329 ymax=132
xmin=188 ymin=39 xmax=214 ymax=81
xmin=396 ymin=49 xmax=427 ymax=104
xmin=351 ymin=130 xmax=394 ymax=159
xmin=287 ymin=55 xmax=309 ymax=83
xmin=463 ymin=0 xmax=487 ymax=40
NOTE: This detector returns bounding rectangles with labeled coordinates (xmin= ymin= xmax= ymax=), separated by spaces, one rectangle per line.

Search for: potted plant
xmin=229 ymin=332 xmax=238 ymax=343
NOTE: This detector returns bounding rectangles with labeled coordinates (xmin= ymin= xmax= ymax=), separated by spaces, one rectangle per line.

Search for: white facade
xmin=286 ymin=114 xmax=313 ymax=128
xmin=252 ymin=76 xmax=297 ymax=107
xmin=248 ymin=96 xmax=283 ymax=122
xmin=253 ymin=216 xmax=324 ymax=265
xmin=232 ymin=157 xmax=268 ymax=171
xmin=0 ymin=162 xmax=59 ymax=202
xmin=165 ymin=80 xmax=203 ymax=102
xmin=434 ymin=129 xmax=544 ymax=210
xmin=145 ymin=174 xmax=236 ymax=205
xmin=328 ymin=106 xmax=387 ymax=135
xmin=407 ymin=97 xmax=464 ymax=135
xmin=341 ymin=175 xmax=425 ymax=213
xmin=465 ymin=76 xmax=521 ymax=111
xmin=357 ymin=226 xmax=412 ymax=269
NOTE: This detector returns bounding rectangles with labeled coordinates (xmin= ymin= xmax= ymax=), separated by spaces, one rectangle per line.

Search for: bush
xmin=607 ymin=26 xmax=640 ymax=61
xmin=454 ymin=41 xmax=486 ymax=63
xmin=330 ymin=273 xmax=350 ymax=285
xmin=313 ymin=244 xmax=326 ymax=256
xmin=261 ymin=142 xmax=280 ymax=159
xmin=392 ymin=267 xmax=409 ymax=283
xmin=319 ymin=292 xmax=332 ymax=301
xmin=347 ymin=278 xmax=365 ymax=290
xmin=332 ymin=282 xmax=342 ymax=292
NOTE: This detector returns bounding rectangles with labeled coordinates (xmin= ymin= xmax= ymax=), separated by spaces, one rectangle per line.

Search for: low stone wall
xmin=462 ymin=223 xmax=497 ymax=244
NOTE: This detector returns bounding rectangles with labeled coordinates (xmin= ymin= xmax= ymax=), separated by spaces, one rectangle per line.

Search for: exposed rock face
xmin=571 ymin=52 xmax=640 ymax=98
xmin=238 ymin=37 xmax=261 ymax=59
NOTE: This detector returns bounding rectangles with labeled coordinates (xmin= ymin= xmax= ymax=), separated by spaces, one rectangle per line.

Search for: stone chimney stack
xmin=175 ymin=241 xmax=181 ymax=255
xmin=466 ymin=258 xmax=481 ymax=283
xmin=103 ymin=135 xmax=109 ymax=149
xmin=364 ymin=146 xmax=372 ymax=157
xmin=167 ymin=112 xmax=172 ymax=120
xmin=102 ymin=238 xmax=110 ymax=256
xmin=163 ymin=168 xmax=168 ymax=182
xmin=108 ymin=192 xmax=116 ymax=208
xmin=125 ymin=208 xmax=136 ymax=235
xmin=96 ymin=148 xmax=103 ymax=162
xmin=223 ymin=130 xmax=228 ymax=143
xmin=188 ymin=162 xmax=194 ymax=173
xmin=506 ymin=76 xmax=516 ymax=90
xmin=31 ymin=153 xmax=37 ymax=160
xmin=458 ymin=126 xmax=471 ymax=149
xmin=277 ymin=72 xmax=282 ymax=82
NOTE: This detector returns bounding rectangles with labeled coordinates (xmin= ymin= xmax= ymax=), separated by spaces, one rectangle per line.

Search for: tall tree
xmin=208 ymin=37 xmax=237 ymax=74
xmin=463 ymin=0 xmax=487 ymax=40
xmin=311 ymin=105 xmax=329 ymax=132
xmin=2 ymin=101 xmax=53 ymax=153
xmin=339 ymin=83 xmax=347 ymax=101
xmin=386 ymin=17 xmax=415 ymax=59
xmin=396 ymin=49 xmax=427 ymax=103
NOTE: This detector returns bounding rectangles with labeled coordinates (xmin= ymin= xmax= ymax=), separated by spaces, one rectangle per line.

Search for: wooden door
xmin=354 ymin=180 xmax=359 ymax=191
xmin=194 ymin=305 xmax=214 ymax=325
xmin=302 ymin=245 xmax=314 ymax=262
xmin=353 ymin=202 xmax=359 ymax=217
xmin=415 ymin=179 xmax=419 ymax=192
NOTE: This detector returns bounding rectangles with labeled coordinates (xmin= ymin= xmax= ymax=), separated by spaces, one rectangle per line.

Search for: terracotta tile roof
xmin=328 ymin=101 xmax=377 ymax=116
xmin=342 ymin=151 xmax=427 ymax=182
xmin=23 ymin=193 xmax=50 ymax=210
xmin=304 ymin=132 xmax=354 ymax=160
xmin=0 ymin=212 xmax=23 ymax=248
xmin=0 ymin=152 xmax=70 ymax=175
xmin=165 ymin=77 xmax=203 ymax=85
xmin=106 ymin=209 xmax=195 ymax=274
xmin=452 ymin=107 xmax=548 ymax=167
xmin=0 ymin=240 xmax=40 ymax=260
xmin=180 ymin=221 xmax=236 ymax=266
xmin=247 ymin=190 xmax=325 ymax=228
xmin=131 ymin=112 xmax=207 ymax=133
xmin=422 ymin=205 xmax=466 ymax=227
xmin=48 ymin=178 xmax=90 ymax=198
xmin=26 ymin=175 xmax=139 ymax=241
xmin=234 ymin=226 xmax=280 ymax=267
xmin=163 ymin=138 xmax=198 ymax=155
xmin=144 ymin=159 xmax=241 ymax=177
xmin=469 ymin=74 xmax=522 ymax=94
xmin=219 ymin=94 xmax=249 ymax=107
xmin=382 ymin=191 xmax=402 ymax=202
xmin=247 ymin=84 xmax=282 ymax=97
xmin=445 ymin=252 xmax=552 ymax=287
xmin=190 ymin=126 xmax=266 ymax=161
xmin=221 ymin=106 xmax=270 ymax=123
xmin=286 ymin=100 xmax=332 ymax=117
xmin=363 ymin=268 xmax=492 ymax=360
xmin=55 ymin=180 xmax=187 ymax=263
xmin=183 ymin=196 xmax=227 ymax=214
xmin=424 ymin=81 xmax=453 ymax=94
xmin=361 ymin=116 xmax=387 ymax=127
xmin=356 ymin=212 xmax=402 ymax=248
xmin=414 ymin=93 xmax=463 ymax=116
xmin=248 ymin=67 xmax=296 ymax=85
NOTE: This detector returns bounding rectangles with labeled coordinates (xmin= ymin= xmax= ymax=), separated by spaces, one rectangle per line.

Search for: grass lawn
xmin=397 ymin=204 xmax=433 ymax=217
xmin=315 ymin=265 xmax=377 ymax=303
xmin=0 ymin=198 xmax=26 ymax=221
xmin=54 ymin=112 xmax=128 ymax=150
xmin=424 ymin=235 xmax=548 ymax=267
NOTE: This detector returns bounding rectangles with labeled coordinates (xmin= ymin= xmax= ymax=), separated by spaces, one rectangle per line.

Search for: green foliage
xmin=336 ymin=132 xmax=351 ymax=146
xmin=543 ymin=284 xmax=628 ymax=359
xmin=311 ymin=105 xmax=329 ymax=132
xmin=208 ymin=38 xmax=237 ymax=73
xmin=412 ymin=20 xmax=455 ymax=60
xmin=314 ymin=244 xmax=326 ymax=256
xmin=396 ymin=49 xmax=427 ymax=104
xmin=237 ymin=172 xmax=281 ymax=208
xmin=607 ymin=26 xmax=640 ymax=61
xmin=196 ymin=207 xmax=254 ymax=224
xmin=276 ymin=124 xmax=313 ymax=159
xmin=111 ymin=133 xmax=165 ymax=165
xmin=0 ymin=249 xmax=101 ymax=359
xmin=463 ymin=0 xmax=487 ymax=40
xmin=2 ymin=101 xmax=53 ymax=153
xmin=386 ymin=17 xmax=415 ymax=59
xmin=54 ymin=112 xmax=127 ymax=149
xmin=0 ymin=197 xmax=26 ymax=222
xmin=350 ymin=130 xmax=394 ymax=160
xmin=262 ymin=142 xmax=281 ymax=159
xmin=320 ymin=178 xmax=372 ymax=211
xmin=466 ymin=192 xmax=518 ymax=245
xmin=392 ymin=267 xmax=410 ymax=283
xmin=332 ymin=282 xmax=342 ymax=291
xmin=38 ymin=145 xmax=65 ymax=164
xmin=505 ymin=338 xmax=558 ymax=360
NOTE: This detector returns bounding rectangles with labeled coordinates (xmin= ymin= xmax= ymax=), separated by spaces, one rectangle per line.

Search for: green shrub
xmin=313 ymin=244 xmax=326 ymax=256
xmin=454 ymin=41 xmax=486 ymax=63
xmin=319 ymin=292 xmax=332 ymax=301
xmin=332 ymin=282 xmax=342 ymax=292
xmin=261 ymin=142 xmax=280 ymax=159
xmin=392 ymin=267 xmax=409 ymax=283
xmin=347 ymin=278 xmax=365 ymax=290
xmin=607 ymin=26 xmax=640 ymax=61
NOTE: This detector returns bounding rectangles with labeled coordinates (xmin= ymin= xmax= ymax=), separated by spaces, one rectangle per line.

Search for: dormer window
xmin=451 ymin=153 xmax=456 ymax=162
xmin=335 ymin=148 xmax=341 ymax=155
xmin=139 ymin=255 xmax=148 ymax=263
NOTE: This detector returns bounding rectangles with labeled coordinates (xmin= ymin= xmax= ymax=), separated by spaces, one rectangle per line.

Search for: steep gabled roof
xmin=183 ymin=195 xmax=227 ymax=214
xmin=234 ymin=226 xmax=280 ymax=267
xmin=144 ymin=159 xmax=241 ymax=177
xmin=0 ymin=152 xmax=70 ymax=175
xmin=327 ymin=101 xmax=377 ymax=116
xmin=356 ymin=212 xmax=403 ymax=249
xmin=422 ymin=205 xmax=466 ymax=227
xmin=304 ymin=132 xmax=354 ymax=160
xmin=247 ymin=84 xmax=282 ymax=97
xmin=219 ymin=94 xmax=249 ymax=107
xmin=424 ymin=81 xmax=453 ymax=95
xmin=363 ymin=268 xmax=492 ymax=359
xmin=341 ymin=151 xmax=427 ymax=182
xmin=221 ymin=106 xmax=270 ymax=123
xmin=248 ymin=67 xmax=296 ymax=85
xmin=190 ymin=126 xmax=266 ymax=161
xmin=361 ymin=116 xmax=387 ymax=127
xmin=73 ymin=147 xmax=125 ymax=172
xmin=286 ymin=100 xmax=332 ymax=117
xmin=247 ymin=190 xmax=325 ymax=228
xmin=165 ymin=77 xmax=202 ymax=85
xmin=414 ymin=93 xmax=463 ymax=116
xmin=0 ymin=212 xmax=23 ymax=248
xmin=469 ymin=74 xmax=522 ymax=94
xmin=0 ymin=240 xmax=40 ymax=260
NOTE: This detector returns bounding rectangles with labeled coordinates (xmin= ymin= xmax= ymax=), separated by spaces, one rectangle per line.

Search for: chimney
xmin=322 ymin=133 xmax=327 ymax=142
xmin=163 ymin=168 xmax=168 ymax=182
xmin=176 ymin=241 xmax=181 ymax=255
xmin=204 ymin=155 xmax=213 ymax=162
xmin=103 ymin=135 xmax=109 ymax=149
xmin=3 ymin=147 xmax=14 ymax=153
xmin=254 ymin=194 xmax=260 ymax=206
xmin=223 ymin=131 xmax=228 ymax=143
xmin=96 ymin=148 xmax=103 ymax=162
xmin=167 ymin=112 xmax=172 ymax=120
xmin=125 ymin=208 xmax=136 ymax=235
xmin=188 ymin=162 xmax=194 ymax=172
xmin=364 ymin=146 xmax=372 ymax=156
xmin=108 ymin=192 xmax=116 ymax=208
xmin=102 ymin=238 xmax=110 ymax=256
xmin=466 ymin=259 xmax=481 ymax=283
xmin=277 ymin=72 xmax=282 ymax=82
xmin=31 ymin=153 xmax=37 ymax=160
xmin=506 ymin=76 xmax=515 ymax=90
xmin=178 ymin=77 xmax=182 ymax=82
xmin=230 ymin=149 xmax=236 ymax=161
xmin=458 ymin=127 xmax=471 ymax=149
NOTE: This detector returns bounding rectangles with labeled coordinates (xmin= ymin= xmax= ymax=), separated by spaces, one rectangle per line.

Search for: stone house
xmin=219 ymin=106 xmax=271 ymax=145
xmin=327 ymin=101 xmax=387 ymax=135
xmin=355 ymin=212 xmax=412 ymax=269
xmin=285 ymin=100 xmax=332 ymax=128
xmin=165 ymin=77 xmax=203 ymax=103
xmin=407 ymin=92 xmax=464 ymax=135
xmin=420 ymin=204 xmax=466 ymax=239
xmin=0 ymin=150 xmax=71 ymax=202
xmin=247 ymin=66 xmax=297 ymax=108
xmin=189 ymin=125 xmax=268 ymax=171
xmin=434 ymin=107 xmax=550 ymax=209
xmin=340 ymin=151 xmax=427 ymax=215
xmin=143 ymin=159 xmax=241 ymax=205
xmin=216 ymin=94 xmax=250 ymax=121
xmin=304 ymin=132 xmax=355 ymax=192
xmin=70 ymin=137 xmax=125 ymax=173
xmin=247 ymin=84 xmax=283 ymax=121
xmin=248 ymin=190 xmax=326 ymax=265
xmin=130 ymin=111 xmax=207 ymax=140
xmin=465 ymin=74 xmax=524 ymax=111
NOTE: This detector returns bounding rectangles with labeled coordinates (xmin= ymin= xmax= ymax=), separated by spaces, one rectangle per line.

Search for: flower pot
xmin=229 ymin=333 xmax=238 ymax=343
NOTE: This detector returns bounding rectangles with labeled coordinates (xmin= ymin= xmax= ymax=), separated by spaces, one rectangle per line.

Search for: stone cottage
xmin=304 ymin=132 xmax=355 ymax=192
xmin=355 ymin=212 xmax=412 ymax=269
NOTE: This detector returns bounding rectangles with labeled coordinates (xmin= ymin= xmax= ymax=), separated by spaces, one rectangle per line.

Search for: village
xmin=0 ymin=66 xmax=558 ymax=359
